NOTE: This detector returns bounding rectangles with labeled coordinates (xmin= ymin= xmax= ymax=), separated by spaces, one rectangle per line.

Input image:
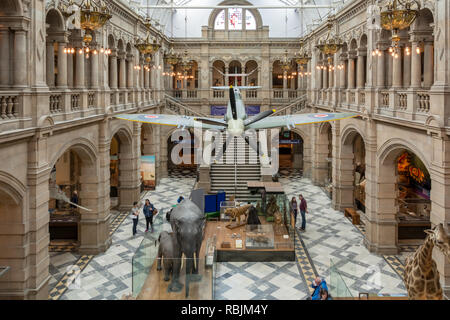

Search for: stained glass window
xmin=214 ymin=10 xmax=225 ymax=30
xmin=228 ymin=8 xmax=243 ymax=30
xmin=246 ymin=11 xmax=256 ymax=30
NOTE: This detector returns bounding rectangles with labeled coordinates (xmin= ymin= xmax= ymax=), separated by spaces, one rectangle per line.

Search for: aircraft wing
xmin=245 ymin=112 xmax=359 ymax=130
xmin=115 ymin=114 xmax=226 ymax=130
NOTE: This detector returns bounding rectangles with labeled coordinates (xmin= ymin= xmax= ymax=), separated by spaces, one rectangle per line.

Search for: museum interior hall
xmin=0 ymin=0 xmax=449 ymax=301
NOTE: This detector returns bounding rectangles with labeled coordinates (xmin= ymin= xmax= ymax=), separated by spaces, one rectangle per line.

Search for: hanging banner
xmin=211 ymin=105 xmax=227 ymax=116
xmin=141 ymin=155 xmax=156 ymax=190
xmin=245 ymin=105 xmax=260 ymax=116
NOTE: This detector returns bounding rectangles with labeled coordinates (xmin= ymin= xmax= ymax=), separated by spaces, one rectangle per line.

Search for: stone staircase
xmin=210 ymin=132 xmax=261 ymax=204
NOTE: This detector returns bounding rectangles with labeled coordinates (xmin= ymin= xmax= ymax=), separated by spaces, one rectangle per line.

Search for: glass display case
xmin=245 ymin=224 xmax=275 ymax=249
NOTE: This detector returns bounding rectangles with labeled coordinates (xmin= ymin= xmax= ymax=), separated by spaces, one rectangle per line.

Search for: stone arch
xmin=108 ymin=34 xmax=116 ymax=49
xmin=411 ymin=8 xmax=434 ymax=32
xmin=0 ymin=0 xmax=23 ymax=16
xmin=208 ymin=0 xmax=263 ymax=30
xmin=336 ymin=125 xmax=367 ymax=211
xmin=291 ymin=127 xmax=311 ymax=176
xmin=212 ymin=60 xmax=226 ymax=86
xmin=374 ymin=139 xmax=432 ymax=252
xmin=0 ymin=171 xmax=27 ymax=299
xmin=49 ymin=138 xmax=98 ymax=171
xmin=110 ymin=125 xmax=135 ymax=208
xmin=359 ymin=34 xmax=368 ymax=48
xmin=46 ymin=8 xmax=65 ymax=32
xmin=245 ymin=60 xmax=258 ymax=86
xmin=141 ymin=123 xmax=154 ymax=156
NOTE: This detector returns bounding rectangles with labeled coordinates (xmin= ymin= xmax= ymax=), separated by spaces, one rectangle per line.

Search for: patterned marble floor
xmin=214 ymin=262 xmax=309 ymax=300
xmin=279 ymin=175 xmax=408 ymax=297
xmin=49 ymin=176 xmax=195 ymax=300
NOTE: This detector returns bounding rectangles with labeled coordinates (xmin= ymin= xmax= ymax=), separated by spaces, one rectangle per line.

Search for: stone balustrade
xmin=0 ymin=95 xmax=19 ymax=119
xmin=417 ymin=92 xmax=430 ymax=113
xmin=49 ymin=94 xmax=63 ymax=114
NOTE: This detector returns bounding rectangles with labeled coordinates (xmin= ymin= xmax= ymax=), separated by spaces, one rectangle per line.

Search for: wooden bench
xmin=344 ymin=208 xmax=360 ymax=225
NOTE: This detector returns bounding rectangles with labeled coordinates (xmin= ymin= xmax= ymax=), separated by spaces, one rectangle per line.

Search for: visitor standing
xmin=131 ymin=201 xmax=140 ymax=236
xmin=70 ymin=190 xmax=79 ymax=209
xmin=299 ymin=194 xmax=308 ymax=231
xmin=143 ymin=199 xmax=157 ymax=233
xmin=290 ymin=197 xmax=298 ymax=227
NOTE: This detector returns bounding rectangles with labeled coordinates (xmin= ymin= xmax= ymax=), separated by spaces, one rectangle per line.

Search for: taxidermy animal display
xmin=403 ymin=224 xmax=450 ymax=300
xmin=157 ymin=231 xmax=182 ymax=292
xmin=170 ymin=199 xmax=206 ymax=298
xmin=224 ymin=204 xmax=252 ymax=224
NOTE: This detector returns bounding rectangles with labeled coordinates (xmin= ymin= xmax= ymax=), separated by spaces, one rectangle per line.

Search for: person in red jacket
xmin=299 ymin=194 xmax=308 ymax=231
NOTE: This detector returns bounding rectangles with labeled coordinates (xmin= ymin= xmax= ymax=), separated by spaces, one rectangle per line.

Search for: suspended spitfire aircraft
xmin=116 ymin=86 xmax=358 ymax=159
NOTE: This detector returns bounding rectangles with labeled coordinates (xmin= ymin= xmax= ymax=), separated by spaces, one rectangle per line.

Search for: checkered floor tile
xmin=48 ymin=176 xmax=195 ymax=300
xmin=279 ymin=176 xmax=407 ymax=298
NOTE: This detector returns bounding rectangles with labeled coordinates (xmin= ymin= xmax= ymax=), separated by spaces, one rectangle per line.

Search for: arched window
xmin=214 ymin=10 xmax=226 ymax=30
xmin=228 ymin=8 xmax=243 ymax=30
xmin=246 ymin=10 xmax=256 ymax=30
xmin=212 ymin=7 xmax=260 ymax=31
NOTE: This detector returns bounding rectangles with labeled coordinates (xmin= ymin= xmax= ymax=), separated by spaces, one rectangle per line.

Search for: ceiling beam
xmin=139 ymin=5 xmax=334 ymax=9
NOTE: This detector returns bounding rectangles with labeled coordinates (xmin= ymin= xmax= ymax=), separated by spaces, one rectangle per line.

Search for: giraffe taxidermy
xmin=403 ymin=223 xmax=450 ymax=300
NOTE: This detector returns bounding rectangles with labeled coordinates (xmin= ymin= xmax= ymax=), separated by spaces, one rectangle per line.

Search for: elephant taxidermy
xmin=169 ymin=199 xmax=206 ymax=298
xmin=157 ymin=231 xmax=183 ymax=292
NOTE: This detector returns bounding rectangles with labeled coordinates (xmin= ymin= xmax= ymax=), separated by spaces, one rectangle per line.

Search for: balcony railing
xmin=88 ymin=92 xmax=96 ymax=109
xmin=213 ymin=90 xmax=225 ymax=99
xmin=273 ymin=90 xmax=283 ymax=99
xmin=0 ymin=95 xmax=19 ymax=119
xmin=246 ymin=90 xmax=258 ymax=99
xmin=71 ymin=94 xmax=80 ymax=111
xmin=49 ymin=94 xmax=63 ymax=114
xmin=398 ymin=92 xmax=408 ymax=111
xmin=417 ymin=92 xmax=430 ymax=113
xmin=380 ymin=91 xmax=390 ymax=109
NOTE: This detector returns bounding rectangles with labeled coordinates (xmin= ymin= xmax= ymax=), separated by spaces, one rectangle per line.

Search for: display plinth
xmin=225 ymin=221 xmax=247 ymax=230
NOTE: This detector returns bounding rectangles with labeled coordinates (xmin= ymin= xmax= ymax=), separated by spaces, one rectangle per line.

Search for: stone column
xmin=348 ymin=54 xmax=356 ymax=89
xmin=67 ymin=50 xmax=74 ymax=88
xmin=57 ymin=42 xmax=68 ymax=88
xmin=46 ymin=41 xmax=55 ymax=88
xmin=126 ymin=54 xmax=134 ymax=88
xmin=392 ymin=51 xmax=402 ymax=88
xmin=90 ymin=47 xmax=99 ymax=89
xmin=410 ymin=42 xmax=421 ymax=88
xmin=119 ymin=52 xmax=126 ymax=89
xmin=144 ymin=66 xmax=149 ymax=88
xmin=0 ymin=29 xmax=10 ymax=86
xmin=13 ymin=29 xmax=27 ymax=87
xmin=403 ymin=46 xmax=411 ymax=87
xmin=357 ymin=51 xmax=366 ymax=88
xmin=75 ymin=48 xmax=85 ymax=88
xmin=423 ymin=41 xmax=434 ymax=88
xmin=109 ymin=51 xmax=118 ymax=89
xmin=312 ymin=126 xmax=330 ymax=186
xmin=323 ymin=64 xmax=328 ymax=89
xmin=340 ymin=57 xmax=347 ymax=89
xmin=225 ymin=66 xmax=229 ymax=86
xmin=328 ymin=66 xmax=333 ymax=88
xmin=377 ymin=49 xmax=385 ymax=88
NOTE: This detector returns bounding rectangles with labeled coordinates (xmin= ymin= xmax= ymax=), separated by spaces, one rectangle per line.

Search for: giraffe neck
xmin=416 ymin=236 xmax=435 ymax=270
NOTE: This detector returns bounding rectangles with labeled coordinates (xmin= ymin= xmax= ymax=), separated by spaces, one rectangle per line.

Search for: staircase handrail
xmin=271 ymin=94 xmax=308 ymax=117
xmin=164 ymin=93 xmax=208 ymax=118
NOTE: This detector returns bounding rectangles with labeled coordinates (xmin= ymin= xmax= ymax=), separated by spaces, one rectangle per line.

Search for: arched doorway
xmin=212 ymin=60 xmax=225 ymax=86
xmin=279 ymin=130 xmax=304 ymax=170
xmin=110 ymin=129 xmax=134 ymax=208
xmin=338 ymin=128 xmax=366 ymax=212
xmin=0 ymin=176 xmax=24 ymax=299
xmin=48 ymin=144 xmax=98 ymax=251
xmin=167 ymin=128 xmax=197 ymax=173
xmin=382 ymin=149 xmax=431 ymax=243
xmin=141 ymin=124 xmax=156 ymax=190
xmin=245 ymin=60 xmax=258 ymax=86
xmin=48 ymin=150 xmax=82 ymax=249
xmin=229 ymin=60 xmax=242 ymax=86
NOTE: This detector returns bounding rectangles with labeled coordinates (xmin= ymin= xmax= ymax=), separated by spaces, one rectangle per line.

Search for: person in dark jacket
xmin=320 ymin=287 xmax=332 ymax=300
xmin=70 ymin=190 xmax=79 ymax=209
xmin=299 ymin=194 xmax=308 ymax=231
xmin=290 ymin=197 xmax=298 ymax=227
xmin=143 ymin=199 xmax=156 ymax=232
xmin=311 ymin=277 xmax=328 ymax=300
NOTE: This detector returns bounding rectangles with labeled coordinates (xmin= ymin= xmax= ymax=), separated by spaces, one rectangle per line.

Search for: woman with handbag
xmin=143 ymin=199 xmax=157 ymax=233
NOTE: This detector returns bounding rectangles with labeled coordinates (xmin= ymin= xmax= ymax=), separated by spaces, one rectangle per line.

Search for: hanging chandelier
xmin=316 ymin=16 xmax=343 ymax=63
xmin=79 ymin=0 xmax=112 ymax=46
xmin=179 ymin=50 xmax=193 ymax=72
xmin=279 ymin=50 xmax=292 ymax=72
xmin=379 ymin=0 xmax=420 ymax=57
xmin=135 ymin=18 xmax=162 ymax=55
xmin=295 ymin=39 xmax=311 ymax=67
xmin=164 ymin=46 xmax=180 ymax=69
